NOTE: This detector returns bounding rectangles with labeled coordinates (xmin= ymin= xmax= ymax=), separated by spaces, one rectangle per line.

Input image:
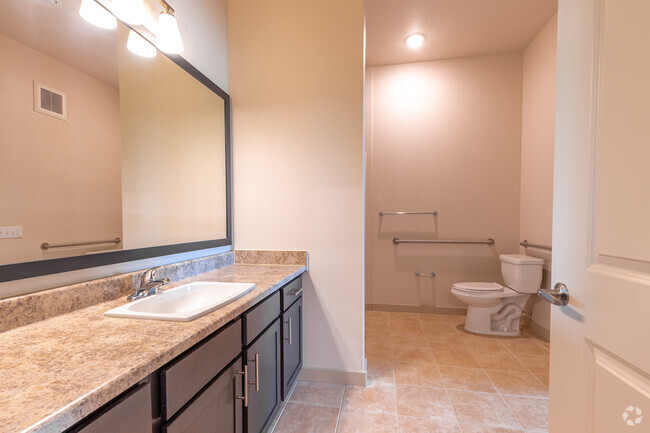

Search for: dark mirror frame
xmin=0 ymin=53 xmax=232 ymax=283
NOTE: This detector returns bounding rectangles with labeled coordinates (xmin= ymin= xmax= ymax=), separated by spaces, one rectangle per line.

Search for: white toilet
xmin=451 ymin=254 xmax=544 ymax=336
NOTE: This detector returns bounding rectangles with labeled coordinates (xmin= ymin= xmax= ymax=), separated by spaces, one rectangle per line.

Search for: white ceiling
xmin=366 ymin=0 xmax=558 ymax=66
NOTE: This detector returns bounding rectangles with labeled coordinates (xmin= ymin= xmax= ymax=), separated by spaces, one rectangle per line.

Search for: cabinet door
xmin=163 ymin=357 xmax=243 ymax=433
xmin=245 ymin=320 xmax=281 ymax=433
xmin=281 ymin=297 xmax=302 ymax=400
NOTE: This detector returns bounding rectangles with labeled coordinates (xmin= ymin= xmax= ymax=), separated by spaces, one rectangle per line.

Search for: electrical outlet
xmin=0 ymin=226 xmax=23 ymax=239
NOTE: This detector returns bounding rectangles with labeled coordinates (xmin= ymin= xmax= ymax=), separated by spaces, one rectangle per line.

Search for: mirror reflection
xmin=0 ymin=0 xmax=227 ymax=266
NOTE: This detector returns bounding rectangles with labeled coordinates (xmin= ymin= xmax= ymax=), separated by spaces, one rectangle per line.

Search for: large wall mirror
xmin=0 ymin=0 xmax=231 ymax=283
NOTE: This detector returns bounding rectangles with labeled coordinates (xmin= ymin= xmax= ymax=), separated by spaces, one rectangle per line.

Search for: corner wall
xmin=519 ymin=14 xmax=558 ymax=335
xmin=228 ymin=0 xmax=366 ymax=375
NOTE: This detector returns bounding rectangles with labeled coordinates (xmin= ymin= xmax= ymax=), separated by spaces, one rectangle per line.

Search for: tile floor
xmin=272 ymin=311 xmax=550 ymax=433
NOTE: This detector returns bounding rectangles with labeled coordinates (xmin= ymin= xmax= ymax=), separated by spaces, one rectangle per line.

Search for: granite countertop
xmin=0 ymin=263 xmax=306 ymax=433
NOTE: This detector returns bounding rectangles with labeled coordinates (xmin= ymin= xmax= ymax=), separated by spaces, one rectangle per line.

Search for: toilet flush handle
xmin=538 ymin=283 xmax=569 ymax=306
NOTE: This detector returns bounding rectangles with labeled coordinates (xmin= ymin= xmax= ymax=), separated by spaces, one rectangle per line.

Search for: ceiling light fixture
xmin=155 ymin=4 xmax=184 ymax=54
xmin=127 ymin=30 xmax=157 ymax=58
xmin=406 ymin=33 xmax=425 ymax=49
xmin=112 ymin=0 xmax=147 ymax=25
xmin=79 ymin=0 xmax=117 ymax=29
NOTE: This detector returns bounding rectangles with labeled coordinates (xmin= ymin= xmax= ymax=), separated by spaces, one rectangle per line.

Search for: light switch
xmin=0 ymin=226 xmax=23 ymax=239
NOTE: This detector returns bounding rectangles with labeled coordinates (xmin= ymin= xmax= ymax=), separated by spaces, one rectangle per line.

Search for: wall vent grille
xmin=33 ymin=82 xmax=67 ymax=120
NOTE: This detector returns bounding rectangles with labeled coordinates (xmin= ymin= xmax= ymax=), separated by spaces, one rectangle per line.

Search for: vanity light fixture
xmin=112 ymin=0 xmax=147 ymax=25
xmin=127 ymin=30 xmax=157 ymax=58
xmin=406 ymin=33 xmax=425 ymax=49
xmin=79 ymin=0 xmax=117 ymax=29
xmin=155 ymin=3 xmax=184 ymax=54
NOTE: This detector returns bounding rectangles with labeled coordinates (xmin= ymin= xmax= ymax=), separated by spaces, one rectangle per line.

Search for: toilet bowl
xmin=451 ymin=254 xmax=544 ymax=336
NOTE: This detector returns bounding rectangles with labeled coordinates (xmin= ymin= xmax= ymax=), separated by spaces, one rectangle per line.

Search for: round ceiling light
xmin=406 ymin=33 xmax=425 ymax=49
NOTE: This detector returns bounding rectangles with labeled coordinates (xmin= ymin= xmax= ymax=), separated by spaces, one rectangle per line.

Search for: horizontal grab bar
xmin=415 ymin=272 xmax=436 ymax=277
xmin=41 ymin=237 xmax=121 ymax=250
xmin=393 ymin=238 xmax=495 ymax=245
xmin=379 ymin=211 xmax=438 ymax=216
xmin=520 ymin=240 xmax=552 ymax=251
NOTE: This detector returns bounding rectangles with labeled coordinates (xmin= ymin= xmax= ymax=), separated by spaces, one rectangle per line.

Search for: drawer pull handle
xmin=235 ymin=366 xmax=248 ymax=407
xmin=247 ymin=353 xmax=260 ymax=392
xmin=290 ymin=288 xmax=303 ymax=297
xmin=284 ymin=317 xmax=293 ymax=344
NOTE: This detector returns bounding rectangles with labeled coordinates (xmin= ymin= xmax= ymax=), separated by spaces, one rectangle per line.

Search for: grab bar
xmin=379 ymin=211 xmax=438 ymax=216
xmin=520 ymin=240 xmax=552 ymax=251
xmin=393 ymin=238 xmax=495 ymax=245
xmin=41 ymin=237 xmax=121 ymax=250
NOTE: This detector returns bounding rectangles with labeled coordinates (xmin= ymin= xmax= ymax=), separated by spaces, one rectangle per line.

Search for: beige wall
xmin=0 ymin=33 xmax=122 ymax=264
xmin=119 ymin=28 xmax=227 ymax=250
xmin=228 ymin=0 xmax=365 ymax=374
xmin=366 ymin=53 xmax=523 ymax=309
xmin=520 ymin=15 xmax=558 ymax=333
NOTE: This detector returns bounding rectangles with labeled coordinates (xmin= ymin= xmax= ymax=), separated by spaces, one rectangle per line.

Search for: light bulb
xmin=79 ymin=0 xmax=117 ymax=30
xmin=127 ymin=30 xmax=157 ymax=58
xmin=112 ymin=0 xmax=147 ymax=25
xmin=156 ymin=12 xmax=184 ymax=54
xmin=406 ymin=33 xmax=425 ymax=49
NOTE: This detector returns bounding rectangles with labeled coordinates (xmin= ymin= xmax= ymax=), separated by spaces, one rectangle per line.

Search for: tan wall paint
xmin=119 ymin=28 xmax=227 ymax=250
xmin=0 ymin=33 xmax=122 ymax=264
xmin=520 ymin=15 xmax=557 ymax=333
xmin=228 ymin=0 xmax=365 ymax=373
xmin=366 ymin=53 xmax=523 ymax=309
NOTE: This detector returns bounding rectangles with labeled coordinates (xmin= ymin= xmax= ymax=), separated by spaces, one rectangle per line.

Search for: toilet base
xmin=463 ymin=323 xmax=521 ymax=337
xmin=462 ymin=301 xmax=526 ymax=336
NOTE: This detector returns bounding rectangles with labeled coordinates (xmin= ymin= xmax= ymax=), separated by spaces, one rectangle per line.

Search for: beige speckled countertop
xmin=0 ymin=263 xmax=306 ymax=433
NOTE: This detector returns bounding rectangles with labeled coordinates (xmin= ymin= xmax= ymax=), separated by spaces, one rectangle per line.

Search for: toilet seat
xmin=452 ymin=282 xmax=504 ymax=293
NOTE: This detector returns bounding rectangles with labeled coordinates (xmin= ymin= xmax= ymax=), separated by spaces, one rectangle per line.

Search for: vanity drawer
xmin=280 ymin=276 xmax=303 ymax=311
xmin=161 ymin=319 xmax=242 ymax=420
xmin=244 ymin=291 xmax=281 ymax=345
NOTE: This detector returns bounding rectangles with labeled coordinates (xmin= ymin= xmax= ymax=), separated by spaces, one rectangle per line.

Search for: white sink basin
xmin=105 ymin=281 xmax=256 ymax=322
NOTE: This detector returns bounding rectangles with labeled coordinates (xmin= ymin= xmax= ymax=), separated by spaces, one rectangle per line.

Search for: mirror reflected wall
xmin=0 ymin=0 xmax=231 ymax=282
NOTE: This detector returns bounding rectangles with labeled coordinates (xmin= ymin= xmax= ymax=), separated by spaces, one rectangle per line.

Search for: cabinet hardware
xmin=284 ymin=317 xmax=293 ymax=344
xmin=235 ymin=366 xmax=248 ymax=407
xmin=247 ymin=354 xmax=260 ymax=391
xmin=290 ymin=288 xmax=302 ymax=297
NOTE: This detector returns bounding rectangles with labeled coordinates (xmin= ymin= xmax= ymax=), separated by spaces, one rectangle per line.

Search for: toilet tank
xmin=500 ymin=254 xmax=544 ymax=293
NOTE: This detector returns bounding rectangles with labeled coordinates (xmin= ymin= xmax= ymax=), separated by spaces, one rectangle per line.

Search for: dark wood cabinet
xmin=244 ymin=320 xmax=282 ymax=433
xmin=162 ymin=357 xmax=243 ymax=433
xmin=281 ymin=297 xmax=302 ymax=400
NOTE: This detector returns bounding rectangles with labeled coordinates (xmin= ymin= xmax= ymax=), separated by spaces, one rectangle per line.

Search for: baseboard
xmin=366 ymin=303 xmax=466 ymax=316
xmin=298 ymin=367 xmax=367 ymax=386
xmin=527 ymin=319 xmax=551 ymax=342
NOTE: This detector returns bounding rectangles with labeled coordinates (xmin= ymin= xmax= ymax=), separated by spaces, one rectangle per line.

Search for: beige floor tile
xmin=500 ymin=339 xmax=549 ymax=357
xmin=502 ymin=396 xmax=548 ymax=431
xmin=336 ymin=409 xmax=398 ymax=433
xmin=398 ymin=415 xmax=461 ymax=432
xmin=366 ymin=318 xmax=391 ymax=333
xmin=394 ymin=360 xmax=443 ymax=387
xmin=366 ymin=311 xmax=390 ymax=320
xmin=390 ymin=319 xmax=423 ymax=334
xmin=366 ymin=328 xmax=391 ymax=345
xmin=428 ymin=338 xmax=470 ymax=352
xmin=420 ymin=322 xmax=458 ymax=335
xmin=274 ymin=402 xmax=339 ymax=433
xmin=418 ymin=313 xmax=453 ymax=324
xmin=392 ymin=345 xmax=436 ymax=364
xmin=342 ymin=382 xmax=396 ymax=414
xmin=447 ymin=390 xmax=520 ymax=429
xmin=366 ymin=342 xmax=393 ymax=361
xmin=367 ymin=357 xmax=395 ymax=383
xmin=395 ymin=385 xmax=457 ymax=422
xmin=391 ymin=332 xmax=426 ymax=347
xmin=433 ymin=349 xmax=480 ymax=368
xmin=459 ymin=424 xmax=524 ymax=432
xmin=534 ymin=374 xmax=549 ymax=387
xmin=515 ymin=355 xmax=549 ymax=375
xmin=290 ymin=382 xmax=345 ymax=407
xmin=462 ymin=337 xmax=508 ymax=353
xmin=472 ymin=351 xmax=528 ymax=372
xmin=439 ymin=366 xmax=496 ymax=393
xmin=446 ymin=315 xmax=467 ymax=325
xmin=485 ymin=370 xmax=548 ymax=398
xmin=389 ymin=312 xmax=420 ymax=322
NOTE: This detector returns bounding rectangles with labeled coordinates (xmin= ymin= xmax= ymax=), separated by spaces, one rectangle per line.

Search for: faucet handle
xmin=142 ymin=267 xmax=159 ymax=283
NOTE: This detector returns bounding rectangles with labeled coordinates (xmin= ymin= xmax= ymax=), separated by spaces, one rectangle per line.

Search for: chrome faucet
xmin=127 ymin=267 xmax=170 ymax=301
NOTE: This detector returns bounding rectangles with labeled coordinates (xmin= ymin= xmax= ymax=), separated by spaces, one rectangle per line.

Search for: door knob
xmin=538 ymin=283 xmax=569 ymax=306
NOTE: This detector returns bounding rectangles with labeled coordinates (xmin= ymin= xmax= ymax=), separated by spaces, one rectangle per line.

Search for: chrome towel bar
xmin=379 ymin=211 xmax=438 ymax=216
xmin=41 ymin=237 xmax=121 ymax=250
xmin=393 ymin=238 xmax=495 ymax=245
xmin=520 ymin=240 xmax=552 ymax=251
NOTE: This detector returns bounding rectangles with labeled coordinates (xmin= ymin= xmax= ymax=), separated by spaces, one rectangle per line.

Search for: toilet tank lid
xmin=500 ymin=254 xmax=544 ymax=265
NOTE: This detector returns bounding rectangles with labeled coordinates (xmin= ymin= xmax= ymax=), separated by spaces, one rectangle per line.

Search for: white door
xmin=550 ymin=0 xmax=650 ymax=431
